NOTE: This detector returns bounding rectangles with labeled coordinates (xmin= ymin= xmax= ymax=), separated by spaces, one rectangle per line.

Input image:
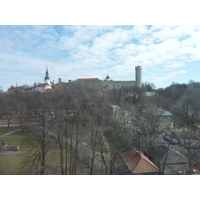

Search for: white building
xmin=35 ymin=68 xmax=52 ymax=92
xmin=35 ymin=83 xmax=52 ymax=92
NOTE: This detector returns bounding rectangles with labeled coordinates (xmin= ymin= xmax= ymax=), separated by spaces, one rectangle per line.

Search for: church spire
xmin=45 ymin=67 xmax=49 ymax=80
xmin=44 ymin=67 xmax=50 ymax=84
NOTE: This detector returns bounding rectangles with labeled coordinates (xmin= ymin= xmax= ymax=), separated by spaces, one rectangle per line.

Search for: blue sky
xmin=1 ymin=25 xmax=200 ymax=91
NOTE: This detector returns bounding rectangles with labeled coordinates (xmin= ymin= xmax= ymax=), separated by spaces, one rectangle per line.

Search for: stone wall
xmin=0 ymin=145 xmax=19 ymax=151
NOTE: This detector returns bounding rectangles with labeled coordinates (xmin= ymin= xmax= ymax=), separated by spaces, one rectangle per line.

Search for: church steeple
xmin=44 ymin=67 xmax=50 ymax=84
xmin=104 ymin=74 xmax=111 ymax=81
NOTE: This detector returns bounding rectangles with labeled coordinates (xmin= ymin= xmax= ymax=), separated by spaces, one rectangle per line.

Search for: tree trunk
xmin=58 ymin=134 xmax=65 ymax=175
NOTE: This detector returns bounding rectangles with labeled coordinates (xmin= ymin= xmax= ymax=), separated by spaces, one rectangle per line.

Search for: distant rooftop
xmin=77 ymin=78 xmax=100 ymax=81
xmin=142 ymin=107 xmax=172 ymax=116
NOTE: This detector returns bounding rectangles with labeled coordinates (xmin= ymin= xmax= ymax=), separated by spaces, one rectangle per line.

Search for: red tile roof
xmin=45 ymin=88 xmax=55 ymax=91
xmin=8 ymin=86 xmax=23 ymax=90
xmin=77 ymin=78 xmax=100 ymax=81
xmin=121 ymin=150 xmax=159 ymax=174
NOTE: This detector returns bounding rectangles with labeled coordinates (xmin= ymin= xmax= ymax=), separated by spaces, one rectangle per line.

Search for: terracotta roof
xmin=45 ymin=88 xmax=55 ymax=91
xmin=8 ymin=86 xmax=23 ymax=90
xmin=77 ymin=78 xmax=100 ymax=81
xmin=121 ymin=150 xmax=159 ymax=174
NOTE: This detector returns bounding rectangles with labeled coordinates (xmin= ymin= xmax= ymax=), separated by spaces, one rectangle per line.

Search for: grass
xmin=0 ymin=152 xmax=25 ymax=175
xmin=0 ymin=127 xmax=19 ymax=136
xmin=0 ymin=129 xmax=100 ymax=175
xmin=1 ymin=132 xmax=26 ymax=146
xmin=0 ymin=131 xmax=30 ymax=175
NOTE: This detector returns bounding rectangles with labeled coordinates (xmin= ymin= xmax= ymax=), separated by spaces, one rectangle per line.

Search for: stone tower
xmin=135 ymin=65 xmax=142 ymax=87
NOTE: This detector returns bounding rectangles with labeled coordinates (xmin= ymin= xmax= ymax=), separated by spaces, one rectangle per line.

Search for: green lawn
xmin=0 ymin=127 xmax=19 ymax=136
xmin=0 ymin=130 xmax=98 ymax=175
xmin=0 ymin=131 xmax=29 ymax=175
xmin=0 ymin=152 xmax=25 ymax=175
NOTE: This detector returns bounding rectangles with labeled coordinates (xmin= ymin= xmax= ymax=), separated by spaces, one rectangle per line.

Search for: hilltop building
xmin=44 ymin=67 xmax=51 ymax=85
xmin=55 ymin=64 xmax=142 ymax=91
xmin=7 ymin=64 xmax=143 ymax=93
xmin=8 ymin=85 xmax=35 ymax=93
xmin=35 ymin=68 xmax=53 ymax=92
xmin=8 ymin=68 xmax=53 ymax=93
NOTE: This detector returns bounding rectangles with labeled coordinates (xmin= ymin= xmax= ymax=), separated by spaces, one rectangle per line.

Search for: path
xmin=0 ymin=124 xmax=20 ymax=128
xmin=0 ymin=129 xmax=21 ymax=138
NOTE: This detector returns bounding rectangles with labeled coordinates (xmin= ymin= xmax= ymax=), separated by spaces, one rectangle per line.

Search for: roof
xmin=77 ymin=78 xmax=100 ymax=81
xmin=142 ymin=107 xmax=172 ymax=116
xmin=55 ymin=81 xmax=67 ymax=84
xmin=45 ymin=88 xmax=55 ymax=91
xmin=151 ymin=145 xmax=188 ymax=165
xmin=36 ymin=83 xmax=49 ymax=87
xmin=24 ymin=87 xmax=34 ymax=91
xmin=120 ymin=150 xmax=159 ymax=174
xmin=8 ymin=86 xmax=23 ymax=90
xmin=106 ymin=75 xmax=110 ymax=79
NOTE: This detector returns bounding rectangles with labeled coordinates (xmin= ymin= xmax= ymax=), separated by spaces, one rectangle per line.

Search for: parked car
xmin=179 ymin=139 xmax=187 ymax=146
xmin=171 ymin=138 xmax=179 ymax=145
xmin=179 ymin=139 xmax=200 ymax=149
xmin=81 ymin=142 xmax=88 ymax=146
xmin=164 ymin=135 xmax=171 ymax=141
xmin=164 ymin=135 xmax=178 ymax=144
xmin=186 ymin=140 xmax=200 ymax=149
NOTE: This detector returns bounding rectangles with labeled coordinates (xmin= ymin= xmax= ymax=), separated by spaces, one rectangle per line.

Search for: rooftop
xmin=142 ymin=107 xmax=172 ymax=116
xmin=77 ymin=78 xmax=100 ymax=81
xmin=36 ymin=83 xmax=49 ymax=87
xmin=121 ymin=150 xmax=159 ymax=174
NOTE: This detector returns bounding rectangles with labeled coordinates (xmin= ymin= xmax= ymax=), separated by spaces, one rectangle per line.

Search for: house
xmin=150 ymin=145 xmax=188 ymax=174
xmin=111 ymin=105 xmax=132 ymax=127
xmin=8 ymin=86 xmax=24 ymax=93
xmin=8 ymin=86 xmax=34 ymax=93
xmin=35 ymin=83 xmax=52 ymax=93
xmin=115 ymin=149 xmax=159 ymax=175
xmin=35 ymin=68 xmax=53 ymax=92
xmin=142 ymin=106 xmax=174 ymax=128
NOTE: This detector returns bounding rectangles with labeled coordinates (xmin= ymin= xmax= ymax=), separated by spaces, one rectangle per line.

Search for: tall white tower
xmin=135 ymin=65 xmax=142 ymax=87
xmin=44 ymin=68 xmax=51 ymax=85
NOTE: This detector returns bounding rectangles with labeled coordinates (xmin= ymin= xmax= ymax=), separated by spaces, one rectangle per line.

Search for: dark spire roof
xmin=45 ymin=67 xmax=49 ymax=80
xmin=106 ymin=74 xmax=110 ymax=79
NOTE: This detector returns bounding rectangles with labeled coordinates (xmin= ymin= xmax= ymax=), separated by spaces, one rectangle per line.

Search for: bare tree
xmin=21 ymin=92 xmax=55 ymax=175
xmin=133 ymin=106 xmax=167 ymax=158
xmin=50 ymin=86 xmax=75 ymax=175
xmin=85 ymin=90 xmax=111 ymax=174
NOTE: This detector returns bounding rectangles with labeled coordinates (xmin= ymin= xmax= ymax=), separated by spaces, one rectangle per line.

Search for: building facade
xmin=35 ymin=68 xmax=52 ymax=92
xmin=55 ymin=65 xmax=142 ymax=91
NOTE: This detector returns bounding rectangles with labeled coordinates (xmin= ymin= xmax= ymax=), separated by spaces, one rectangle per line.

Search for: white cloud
xmin=2 ymin=25 xmax=200 ymax=90
xmin=153 ymin=70 xmax=187 ymax=84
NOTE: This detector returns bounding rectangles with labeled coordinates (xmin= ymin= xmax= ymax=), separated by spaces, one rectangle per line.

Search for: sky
xmin=1 ymin=0 xmax=199 ymax=197
xmin=1 ymin=25 xmax=200 ymax=91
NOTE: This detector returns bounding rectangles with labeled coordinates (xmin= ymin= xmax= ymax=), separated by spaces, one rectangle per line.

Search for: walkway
xmin=0 ymin=129 xmax=21 ymax=138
